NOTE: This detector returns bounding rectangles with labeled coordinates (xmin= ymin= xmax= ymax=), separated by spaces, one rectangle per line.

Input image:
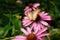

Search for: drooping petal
xmin=27 ymin=27 xmax=31 ymax=34
xmin=30 ymin=22 xmax=38 ymax=33
xmin=37 ymin=28 xmax=47 ymax=36
xmin=40 ymin=33 xmax=50 ymax=37
xmin=21 ymin=28 xmax=29 ymax=35
xmin=37 ymin=37 xmax=43 ymax=40
xmin=22 ymin=17 xmax=32 ymax=27
xmin=40 ymin=21 xmax=50 ymax=27
xmin=12 ymin=38 xmax=26 ymax=40
xmin=39 ymin=38 xmax=43 ymax=40
xmin=12 ymin=36 xmax=26 ymax=40
xmin=37 ymin=23 xmax=44 ymax=30
xmin=23 ymin=20 xmax=32 ymax=26
xmin=32 ymin=22 xmax=37 ymax=31
xmin=33 ymin=24 xmax=39 ymax=34
xmin=30 ymin=23 xmax=34 ymax=30
xmin=15 ymin=36 xmax=26 ymax=39
xmin=38 ymin=33 xmax=50 ymax=38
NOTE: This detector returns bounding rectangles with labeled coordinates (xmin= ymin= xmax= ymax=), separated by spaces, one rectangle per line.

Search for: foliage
xmin=0 ymin=0 xmax=60 ymax=40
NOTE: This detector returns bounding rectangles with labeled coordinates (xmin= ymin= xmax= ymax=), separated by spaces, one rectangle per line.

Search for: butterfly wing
xmin=27 ymin=11 xmax=33 ymax=20
xmin=32 ymin=9 xmax=40 ymax=20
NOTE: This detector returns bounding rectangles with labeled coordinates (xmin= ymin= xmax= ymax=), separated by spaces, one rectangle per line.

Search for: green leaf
xmin=0 ymin=25 xmax=11 ymax=38
xmin=49 ymin=28 xmax=60 ymax=35
xmin=12 ymin=25 xmax=15 ymax=35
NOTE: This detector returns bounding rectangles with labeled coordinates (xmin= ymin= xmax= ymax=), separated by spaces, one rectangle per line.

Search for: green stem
xmin=1 ymin=37 xmax=14 ymax=40
xmin=47 ymin=36 xmax=51 ymax=40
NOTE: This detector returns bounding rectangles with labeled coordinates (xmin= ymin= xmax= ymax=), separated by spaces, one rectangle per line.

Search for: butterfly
xmin=26 ymin=9 xmax=40 ymax=21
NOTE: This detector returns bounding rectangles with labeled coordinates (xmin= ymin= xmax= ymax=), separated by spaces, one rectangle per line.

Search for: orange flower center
xmin=26 ymin=33 xmax=37 ymax=40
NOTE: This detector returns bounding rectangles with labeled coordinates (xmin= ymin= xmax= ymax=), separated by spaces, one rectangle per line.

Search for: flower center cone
xmin=27 ymin=33 xmax=37 ymax=40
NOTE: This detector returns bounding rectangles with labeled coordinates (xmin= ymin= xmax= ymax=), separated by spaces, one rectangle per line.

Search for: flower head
xmin=24 ymin=3 xmax=40 ymax=15
xmin=12 ymin=27 xmax=49 ymax=40
xmin=22 ymin=9 xmax=52 ymax=29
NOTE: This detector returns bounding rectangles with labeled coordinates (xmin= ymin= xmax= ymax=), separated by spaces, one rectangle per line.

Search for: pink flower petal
xmin=40 ymin=21 xmax=50 ymax=27
xmin=38 ymin=23 xmax=44 ymax=30
xmin=23 ymin=16 xmax=29 ymax=20
xmin=30 ymin=23 xmax=34 ymax=30
xmin=30 ymin=22 xmax=38 ymax=34
xmin=32 ymin=7 xmax=36 ymax=10
xmin=22 ymin=17 xmax=32 ymax=27
xmin=21 ymin=28 xmax=29 ymax=35
xmin=39 ymin=12 xmax=52 ymax=20
xmin=39 ymin=38 xmax=43 ymax=40
xmin=38 ymin=33 xmax=50 ymax=38
xmin=15 ymin=36 xmax=26 ymax=39
xmin=33 ymin=24 xmax=39 ymax=34
xmin=33 ymin=3 xmax=40 ymax=8
xmin=12 ymin=38 xmax=25 ymax=40
xmin=44 ymin=13 xmax=48 ymax=15
xmin=32 ymin=22 xmax=37 ymax=31
xmin=12 ymin=38 xmax=19 ymax=40
xmin=22 ymin=17 xmax=30 ymax=23
xmin=39 ymin=11 xmax=45 ymax=17
xmin=27 ymin=27 xmax=31 ymax=34
xmin=42 ymin=16 xmax=52 ymax=20
xmin=22 ymin=20 xmax=32 ymax=26
xmin=22 ymin=19 xmax=29 ymax=23
xmin=24 ymin=6 xmax=29 ymax=11
xmin=37 ymin=28 xmax=47 ymax=36
xmin=37 ymin=38 xmax=43 ymax=40
xmin=12 ymin=36 xmax=26 ymax=40
xmin=24 ymin=8 xmax=32 ymax=15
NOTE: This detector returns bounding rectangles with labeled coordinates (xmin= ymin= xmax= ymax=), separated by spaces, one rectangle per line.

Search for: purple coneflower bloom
xmin=24 ymin=3 xmax=40 ymax=15
xmin=22 ymin=9 xmax=52 ymax=30
xmin=12 ymin=27 xmax=49 ymax=40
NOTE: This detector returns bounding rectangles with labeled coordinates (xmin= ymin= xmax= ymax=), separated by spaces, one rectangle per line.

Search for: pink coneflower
xmin=24 ymin=3 xmax=40 ymax=15
xmin=22 ymin=9 xmax=52 ymax=29
xmin=12 ymin=27 xmax=49 ymax=40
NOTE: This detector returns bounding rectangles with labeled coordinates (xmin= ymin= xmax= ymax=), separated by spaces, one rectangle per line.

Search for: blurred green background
xmin=0 ymin=0 xmax=60 ymax=40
